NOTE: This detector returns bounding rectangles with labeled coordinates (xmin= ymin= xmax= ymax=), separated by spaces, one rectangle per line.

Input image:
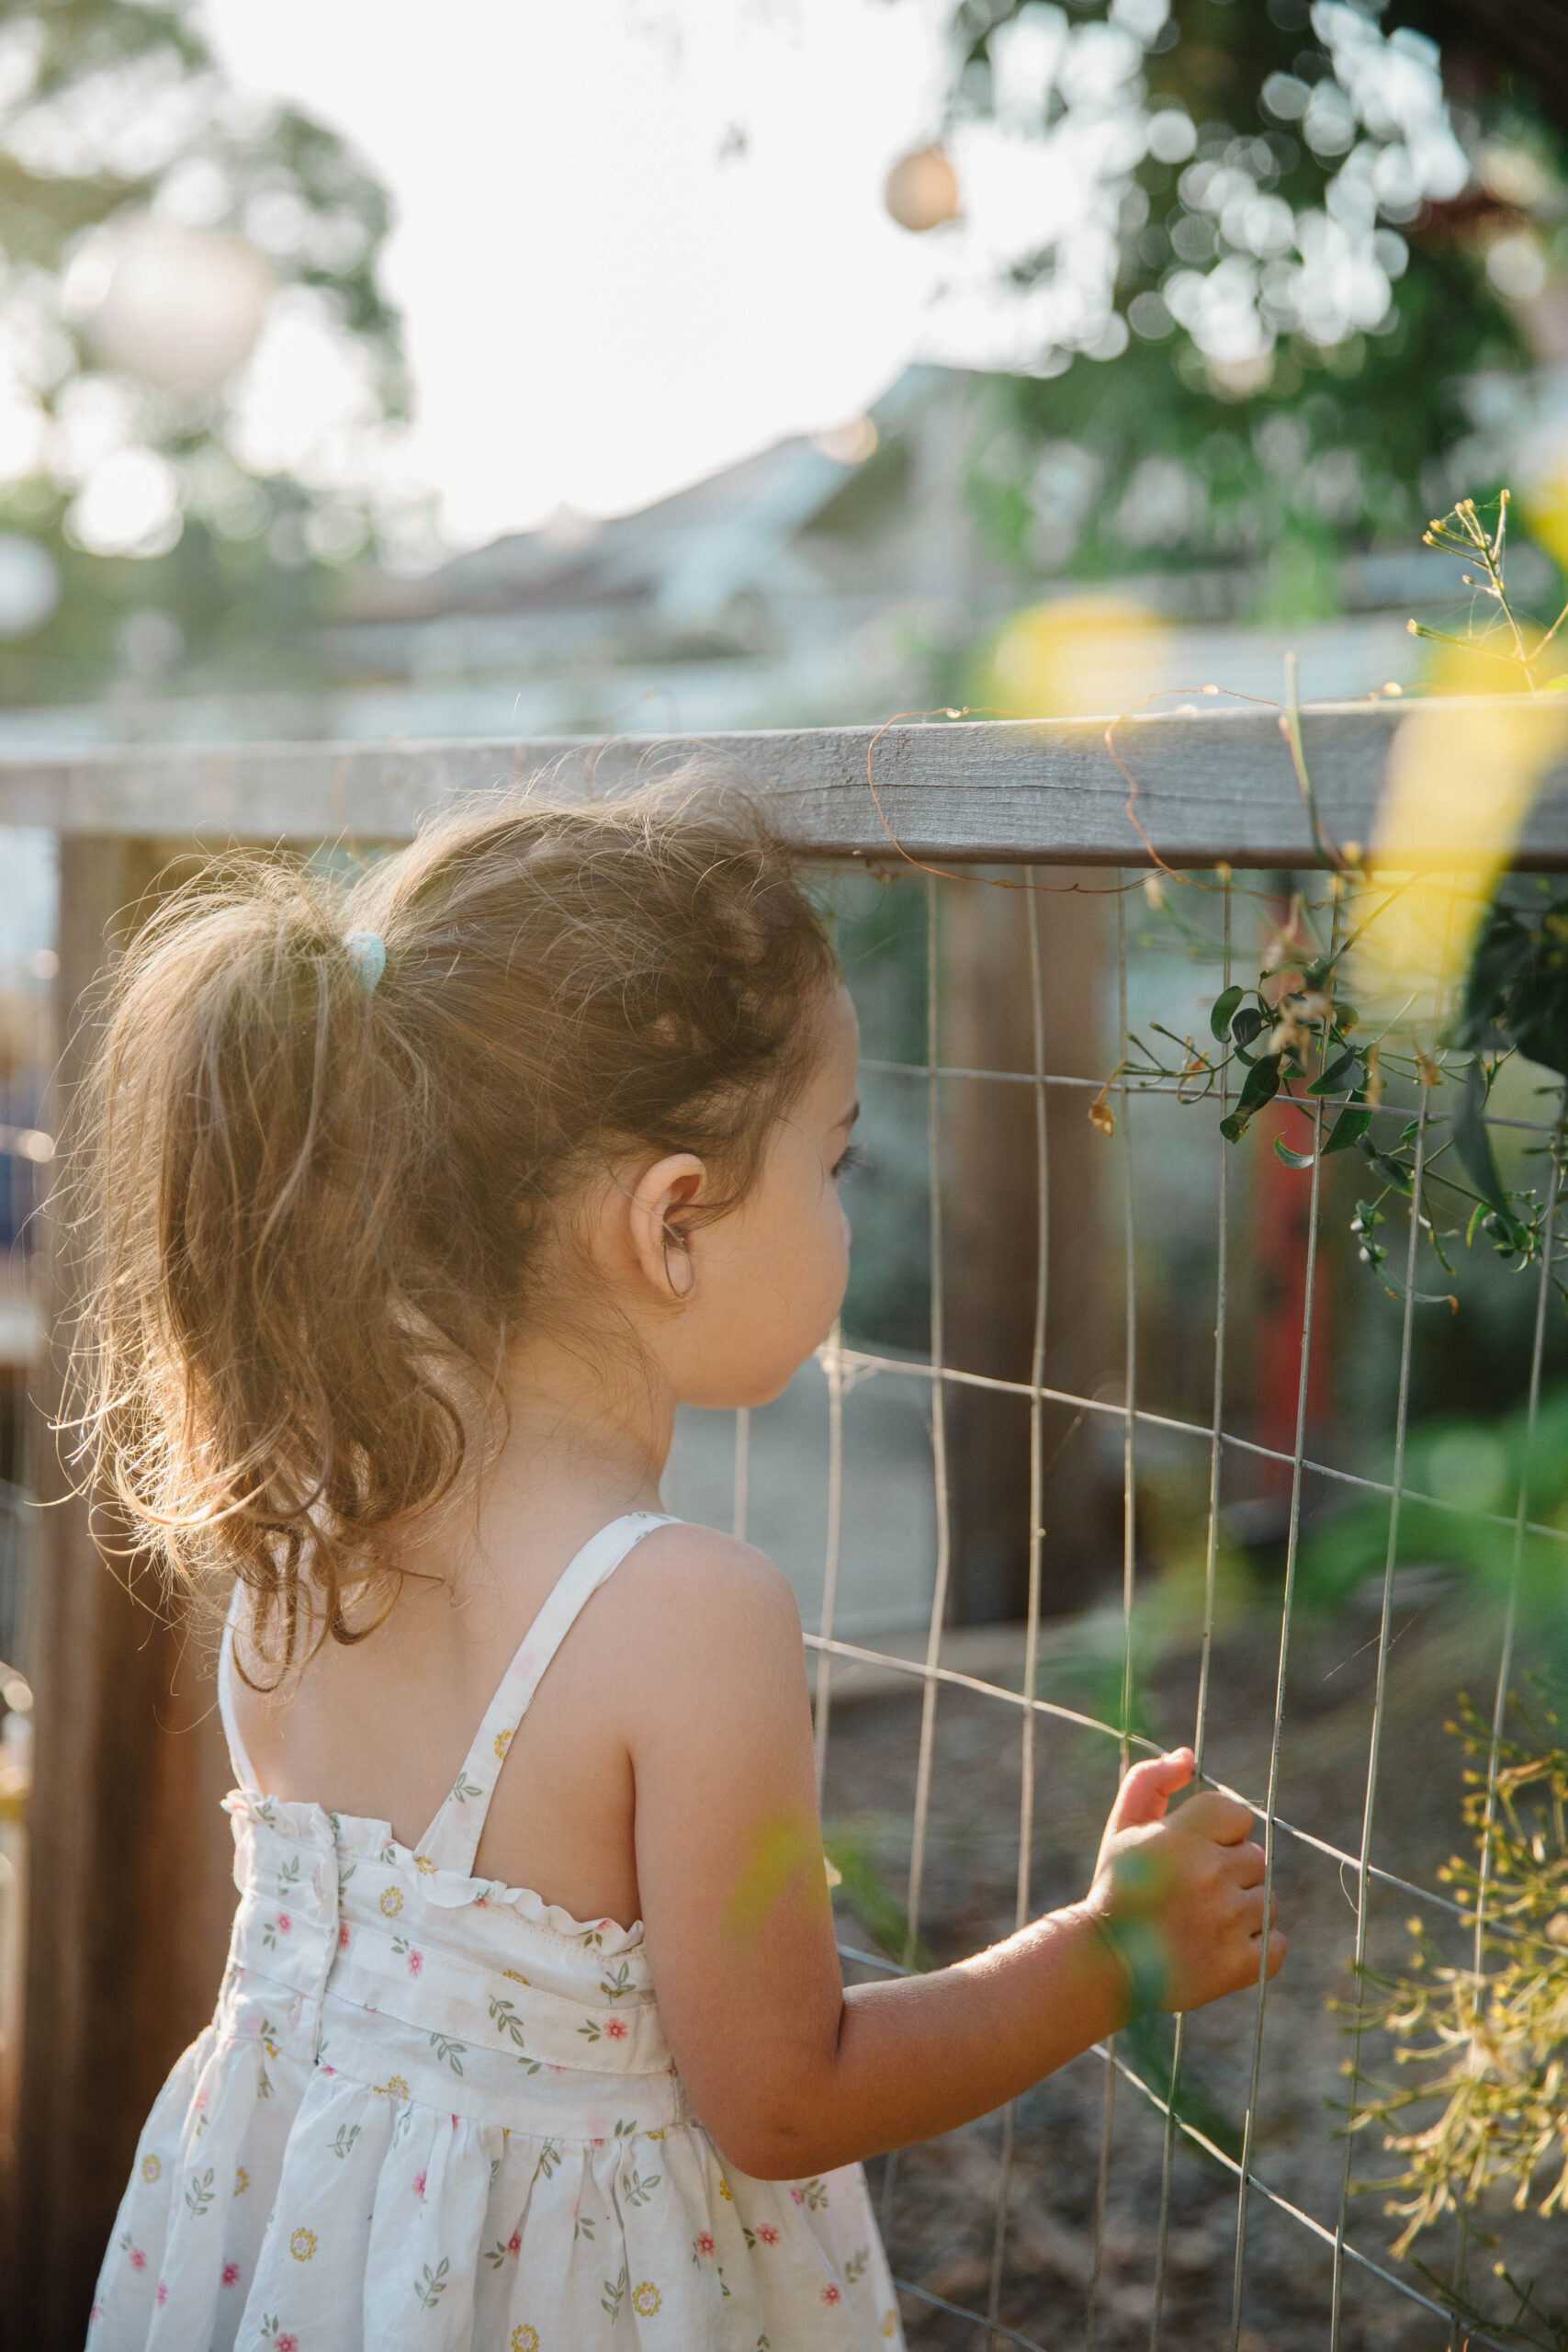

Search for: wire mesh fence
xmin=9 ymin=719 xmax=1568 ymax=2343
xmin=671 ymin=857 xmax=1568 ymax=2352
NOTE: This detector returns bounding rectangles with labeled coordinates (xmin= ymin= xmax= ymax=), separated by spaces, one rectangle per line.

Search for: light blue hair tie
xmin=344 ymin=930 xmax=387 ymax=993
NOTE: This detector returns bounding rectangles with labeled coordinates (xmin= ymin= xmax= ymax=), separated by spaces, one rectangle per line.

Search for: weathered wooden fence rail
xmin=0 ymin=700 xmax=1563 ymax=864
xmin=6 ymin=704 xmax=1568 ymax=2346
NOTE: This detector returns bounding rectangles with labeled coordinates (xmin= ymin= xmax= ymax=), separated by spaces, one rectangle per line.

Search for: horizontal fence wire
xmin=818 ymin=1343 xmax=1568 ymax=1553
xmin=804 ymin=865 xmax=1544 ymax=2350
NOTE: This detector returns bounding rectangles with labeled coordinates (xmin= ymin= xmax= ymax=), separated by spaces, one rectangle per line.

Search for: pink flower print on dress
xmin=129 ymin=2249 xmax=147 ymax=2273
xmin=276 ymin=1913 xmax=291 ymax=1934
xmin=413 ymin=2171 xmax=427 ymax=2199
xmin=221 ymin=2262 xmax=241 ymax=2286
xmin=789 ymin=2188 xmax=803 ymax=2206
xmin=604 ymin=2018 xmax=626 ymax=2041
xmin=695 ymin=2233 xmax=716 ymax=2258
xmin=757 ymin=2225 xmax=780 ymax=2245
xmin=338 ymin=1921 xmax=350 ymax=1950
xmin=406 ymin=1949 xmax=423 ymax=1977
xmin=193 ymin=2086 xmax=208 ymax=2112
xmin=822 ymin=2285 xmax=842 ymax=2305
xmin=508 ymin=2231 xmax=522 ymax=2255
xmin=277 ymin=2337 xmax=298 ymax=2352
xmin=156 ymin=2283 xmax=168 ymax=2306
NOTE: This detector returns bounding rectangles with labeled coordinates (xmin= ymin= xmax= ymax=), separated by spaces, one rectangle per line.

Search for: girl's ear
xmin=625 ymin=1153 xmax=705 ymax=1303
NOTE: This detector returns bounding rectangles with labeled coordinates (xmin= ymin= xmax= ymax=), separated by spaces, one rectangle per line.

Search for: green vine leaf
xmin=1322 ymin=1101 xmax=1372 ymax=1156
xmin=1307 ymin=1046 xmax=1360 ymax=1097
xmin=1210 ymin=982 xmax=1244 ymax=1040
xmin=1219 ymin=1056 xmax=1280 ymax=1143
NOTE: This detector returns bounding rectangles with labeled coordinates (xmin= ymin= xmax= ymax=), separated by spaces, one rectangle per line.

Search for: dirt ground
xmin=818 ymin=1599 xmax=1568 ymax=2351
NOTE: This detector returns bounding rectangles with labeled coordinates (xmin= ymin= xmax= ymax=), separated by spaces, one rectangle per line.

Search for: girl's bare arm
xmin=617 ymin=1532 xmax=1281 ymax=2182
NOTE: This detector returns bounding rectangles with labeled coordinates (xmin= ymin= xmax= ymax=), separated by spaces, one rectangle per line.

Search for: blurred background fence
xmin=4 ymin=713 xmax=1568 ymax=2346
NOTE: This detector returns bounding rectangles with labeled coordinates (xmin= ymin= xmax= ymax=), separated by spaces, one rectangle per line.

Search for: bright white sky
xmin=202 ymin=0 xmax=950 ymax=548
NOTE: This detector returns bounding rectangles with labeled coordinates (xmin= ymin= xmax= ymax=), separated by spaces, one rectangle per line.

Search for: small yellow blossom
xmin=379 ymin=1885 xmax=404 ymax=1917
xmin=632 ymin=2282 xmax=661 ymax=2317
xmin=141 ymin=2154 xmax=161 ymax=2184
xmin=289 ymin=2225 xmax=317 ymax=2262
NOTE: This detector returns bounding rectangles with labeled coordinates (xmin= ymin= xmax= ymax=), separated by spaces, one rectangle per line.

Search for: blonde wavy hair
xmin=63 ymin=781 xmax=837 ymax=1672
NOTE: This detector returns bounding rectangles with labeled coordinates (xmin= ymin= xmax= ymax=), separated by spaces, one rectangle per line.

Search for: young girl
xmin=83 ymin=787 xmax=1281 ymax=2351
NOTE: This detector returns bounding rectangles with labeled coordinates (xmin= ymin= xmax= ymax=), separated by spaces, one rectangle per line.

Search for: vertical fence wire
xmin=1226 ymin=886 xmax=1339 ymax=2351
xmin=1327 ymin=1094 xmax=1431 ymax=2349
xmin=1087 ymin=877 xmax=1139 ymax=2349
xmin=1148 ymin=873 xmax=1233 ymax=2351
xmin=882 ymin=872 xmax=954 ymax=2247
xmin=984 ymin=875 xmax=1051 ymax=2349
xmin=906 ymin=872 xmax=954 ymax=1956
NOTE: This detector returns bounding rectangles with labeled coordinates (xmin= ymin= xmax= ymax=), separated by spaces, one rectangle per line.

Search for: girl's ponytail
xmin=66 ymin=786 xmax=835 ymax=1668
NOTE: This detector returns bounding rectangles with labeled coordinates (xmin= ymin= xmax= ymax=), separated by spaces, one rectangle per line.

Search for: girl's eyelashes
xmin=830 ymin=1141 xmax=866 ymax=1182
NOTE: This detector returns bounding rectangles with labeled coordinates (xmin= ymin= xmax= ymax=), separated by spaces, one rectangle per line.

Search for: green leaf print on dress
xmin=413 ymin=2256 xmax=450 ymax=2308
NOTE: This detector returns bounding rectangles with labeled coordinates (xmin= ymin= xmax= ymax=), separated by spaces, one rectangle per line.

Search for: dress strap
xmin=218 ymin=1583 xmax=263 ymax=1793
xmin=416 ymin=1510 xmax=680 ymax=1875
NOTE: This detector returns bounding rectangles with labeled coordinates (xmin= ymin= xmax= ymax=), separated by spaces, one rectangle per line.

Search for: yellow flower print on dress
xmin=511 ymin=2329 xmax=539 ymax=2352
xmin=378 ymin=2075 xmax=410 ymax=2099
xmin=414 ymin=1854 xmax=437 ymax=1876
xmin=232 ymin=2166 xmax=249 ymax=2196
xmin=881 ymin=2313 xmax=898 ymax=2338
xmin=379 ymin=1885 xmax=403 ymax=1918
xmin=716 ymin=2177 xmax=731 ymax=2199
xmin=495 ymin=1729 xmax=514 ymax=1760
xmin=140 ymin=2154 xmax=161 ymax=2184
xmin=288 ymin=2225 xmax=317 ymax=2262
xmin=631 ymin=2282 xmax=661 ymax=2317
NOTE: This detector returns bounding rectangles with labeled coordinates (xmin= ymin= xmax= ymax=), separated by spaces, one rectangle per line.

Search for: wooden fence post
xmin=943 ymin=870 xmax=1117 ymax=1623
xmin=7 ymin=839 xmax=233 ymax=2349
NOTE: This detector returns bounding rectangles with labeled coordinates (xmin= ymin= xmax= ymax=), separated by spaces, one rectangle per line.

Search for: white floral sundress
xmin=89 ymin=1512 xmax=904 ymax=2351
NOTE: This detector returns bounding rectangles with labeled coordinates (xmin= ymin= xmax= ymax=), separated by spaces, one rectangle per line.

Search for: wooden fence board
xmin=0 ymin=702 xmax=1564 ymax=865
xmin=10 ymin=840 xmax=235 ymax=2349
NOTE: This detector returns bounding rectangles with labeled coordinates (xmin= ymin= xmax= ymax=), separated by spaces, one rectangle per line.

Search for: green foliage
xmin=952 ymin=0 xmax=1550 ymax=593
xmin=1121 ymin=494 xmax=1568 ymax=1311
xmin=1298 ymin=1382 xmax=1568 ymax=1616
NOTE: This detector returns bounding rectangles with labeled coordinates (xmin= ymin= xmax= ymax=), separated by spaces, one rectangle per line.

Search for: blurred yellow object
xmin=1353 ymin=681 xmax=1568 ymax=1037
xmin=883 ymin=145 xmax=960 ymax=232
xmin=1518 ymin=458 xmax=1568 ymax=577
xmin=0 ymin=1759 xmax=28 ymax=1827
xmin=985 ymin=594 xmax=1166 ymax=720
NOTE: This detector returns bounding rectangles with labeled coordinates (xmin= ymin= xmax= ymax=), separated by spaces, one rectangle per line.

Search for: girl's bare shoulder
xmin=591 ymin=1521 xmax=805 ymax=1693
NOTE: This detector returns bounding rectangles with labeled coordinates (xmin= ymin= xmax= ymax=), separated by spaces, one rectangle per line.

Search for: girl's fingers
xmin=1179 ymin=1790 xmax=1255 ymax=1846
xmin=1231 ymin=1840 xmax=1267 ymax=1891
xmin=1236 ymin=1886 xmax=1278 ymax=1932
xmin=1106 ymin=1748 xmax=1194 ymax=1834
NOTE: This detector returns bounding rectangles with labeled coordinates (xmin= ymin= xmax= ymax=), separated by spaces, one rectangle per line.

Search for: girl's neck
xmin=395 ymin=1323 xmax=673 ymax=1595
